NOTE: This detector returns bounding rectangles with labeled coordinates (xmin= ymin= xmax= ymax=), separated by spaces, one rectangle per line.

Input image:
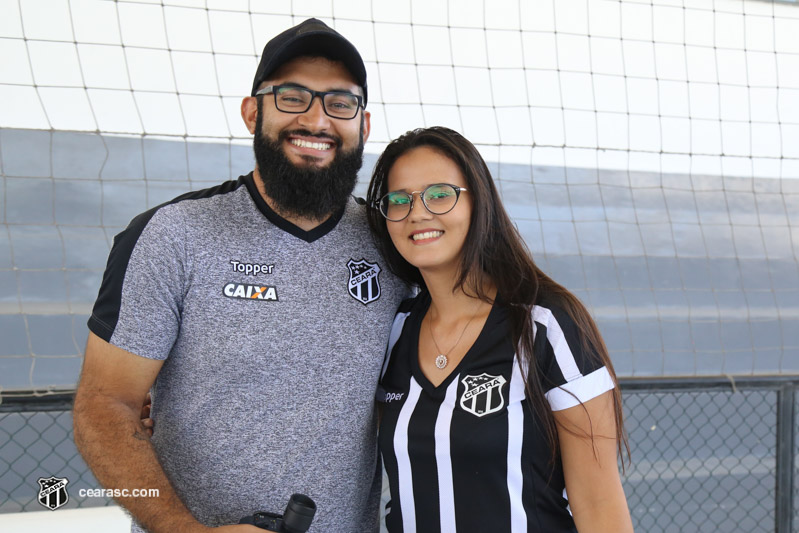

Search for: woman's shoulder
xmin=528 ymin=295 xmax=590 ymax=354
xmin=531 ymin=299 xmax=570 ymax=327
xmin=395 ymin=287 xmax=429 ymax=316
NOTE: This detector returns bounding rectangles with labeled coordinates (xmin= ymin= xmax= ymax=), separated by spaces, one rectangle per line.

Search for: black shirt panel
xmin=88 ymin=176 xmax=246 ymax=341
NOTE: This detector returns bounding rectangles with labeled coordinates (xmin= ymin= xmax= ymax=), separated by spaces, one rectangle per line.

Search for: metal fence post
xmin=775 ymin=382 xmax=796 ymax=533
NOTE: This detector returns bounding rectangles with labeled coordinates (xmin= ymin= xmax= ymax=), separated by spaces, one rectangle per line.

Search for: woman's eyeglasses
xmin=375 ymin=184 xmax=468 ymax=221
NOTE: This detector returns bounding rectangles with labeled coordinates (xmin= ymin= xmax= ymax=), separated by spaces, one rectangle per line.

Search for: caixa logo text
xmin=223 ymin=283 xmax=279 ymax=301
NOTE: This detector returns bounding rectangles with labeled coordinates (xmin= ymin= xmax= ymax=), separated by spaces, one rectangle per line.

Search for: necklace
xmin=427 ymin=301 xmax=483 ymax=370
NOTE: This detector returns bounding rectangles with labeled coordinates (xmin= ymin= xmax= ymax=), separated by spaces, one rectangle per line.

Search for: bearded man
xmin=73 ymin=19 xmax=409 ymax=533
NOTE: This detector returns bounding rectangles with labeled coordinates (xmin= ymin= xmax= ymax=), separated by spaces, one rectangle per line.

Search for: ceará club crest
xmin=347 ymin=258 xmax=381 ymax=305
xmin=460 ymin=373 xmax=507 ymax=417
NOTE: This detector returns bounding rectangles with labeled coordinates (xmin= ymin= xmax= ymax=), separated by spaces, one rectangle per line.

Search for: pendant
xmin=434 ymin=354 xmax=448 ymax=369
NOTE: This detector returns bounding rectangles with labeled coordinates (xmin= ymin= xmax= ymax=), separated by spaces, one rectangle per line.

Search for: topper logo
xmin=384 ymin=392 xmax=405 ymax=403
xmin=230 ymin=260 xmax=274 ymax=276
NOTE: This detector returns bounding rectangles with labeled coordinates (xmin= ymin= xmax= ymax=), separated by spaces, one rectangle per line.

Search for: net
xmin=1 ymin=0 xmax=798 ymax=394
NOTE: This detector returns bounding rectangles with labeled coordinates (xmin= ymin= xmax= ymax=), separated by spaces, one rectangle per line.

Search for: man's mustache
xmin=278 ymin=129 xmax=341 ymax=145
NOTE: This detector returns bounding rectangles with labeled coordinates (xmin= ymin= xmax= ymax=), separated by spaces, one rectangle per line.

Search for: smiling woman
xmin=383 ymin=145 xmax=473 ymax=277
xmin=366 ymin=127 xmax=633 ymax=533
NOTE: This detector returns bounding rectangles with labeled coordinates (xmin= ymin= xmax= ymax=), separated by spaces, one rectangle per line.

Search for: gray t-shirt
xmin=88 ymin=173 xmax=409 ymax=532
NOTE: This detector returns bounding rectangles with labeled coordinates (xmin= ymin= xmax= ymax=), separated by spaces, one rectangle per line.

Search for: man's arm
xmin=73 ymin=332 xmax=263 ymax=533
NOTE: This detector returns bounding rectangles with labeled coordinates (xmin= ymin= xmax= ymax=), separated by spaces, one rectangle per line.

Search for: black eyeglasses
xmin=376 ymin=184 xmax=469 ymax=221
xmin=255 ymin=84 xmax=364 ymax=120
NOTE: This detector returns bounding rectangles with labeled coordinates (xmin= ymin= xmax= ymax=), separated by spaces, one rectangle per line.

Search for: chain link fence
xmin=794 ymin=387 xmax=799 ymax=531
xmin=0 ymin=392 xmax=111 ymax=513
xmin=1 ymin=378 xmax=797 ymax=531
xmin=621 ymin=379 xmax=787 ymax=533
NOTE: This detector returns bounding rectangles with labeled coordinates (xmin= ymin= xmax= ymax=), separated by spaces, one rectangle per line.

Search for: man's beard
xmin=253 ymin=106 xmax=364 ymax=221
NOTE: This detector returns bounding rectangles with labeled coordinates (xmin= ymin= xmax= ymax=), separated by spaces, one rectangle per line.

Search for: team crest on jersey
xmin=37 ymin=476 xmax=69 ymax=511
xmin=347 ymin=258 xmax=381 ymax=305
xmin=460 ymin=373 xmax=507 ymax=417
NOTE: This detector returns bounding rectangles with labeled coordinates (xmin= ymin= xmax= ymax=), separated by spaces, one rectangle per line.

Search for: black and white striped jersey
xmin=377 ymin=291 xmax=615 ymax=533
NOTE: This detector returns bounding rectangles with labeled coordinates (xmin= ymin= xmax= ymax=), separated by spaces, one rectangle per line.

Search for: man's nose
xmin=298 ymin=96 xmax=331 ymax=130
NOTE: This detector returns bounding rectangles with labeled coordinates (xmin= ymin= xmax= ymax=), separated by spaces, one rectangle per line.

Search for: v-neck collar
xmin=244 ymin=172 xmax=346 ymax=243
xmin=409 ymin=291 xmax=502 ymax=395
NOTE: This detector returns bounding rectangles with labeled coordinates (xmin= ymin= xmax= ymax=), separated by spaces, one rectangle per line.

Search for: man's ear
xmin=241 ymin=96 xmax=258 ymax=135
xmin=361 ymin=110 xmax=371 ymax=145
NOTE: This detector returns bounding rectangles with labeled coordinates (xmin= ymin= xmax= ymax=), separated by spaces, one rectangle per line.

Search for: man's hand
xmin=180 ymin=525 xmax=269 ymax=533
xmin=140 ymin=392 xmax=154 ymax=437
xmin=76 ymin=335 xmax=283 ymax=533
xmin=211 ymin=526 xmax=270 ymax=533
xmin=74 ymin=333 xmax=203 ymax=533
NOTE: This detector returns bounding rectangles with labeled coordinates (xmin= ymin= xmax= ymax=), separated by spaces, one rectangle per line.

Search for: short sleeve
xmin=532 ymin=305 xmax=615 ymax=411
xmin=88 ymin=207 xmax=187 ymax=360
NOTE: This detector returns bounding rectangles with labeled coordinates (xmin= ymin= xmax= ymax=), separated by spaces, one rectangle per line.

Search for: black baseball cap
xmin=251 ymin=18 xmax=368 ymax=105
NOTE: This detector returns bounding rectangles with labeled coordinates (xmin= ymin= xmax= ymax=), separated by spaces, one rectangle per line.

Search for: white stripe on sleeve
xmin=545 ymin=366 xmax=615 ymax=411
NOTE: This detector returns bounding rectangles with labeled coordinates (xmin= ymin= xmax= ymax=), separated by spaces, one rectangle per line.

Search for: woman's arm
xmin=554 ymin=390 xmax=634 ymax=533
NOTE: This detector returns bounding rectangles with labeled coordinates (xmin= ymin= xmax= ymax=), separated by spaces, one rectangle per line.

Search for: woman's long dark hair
xmin=366 ymin=126 xmax=628 ymax=465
